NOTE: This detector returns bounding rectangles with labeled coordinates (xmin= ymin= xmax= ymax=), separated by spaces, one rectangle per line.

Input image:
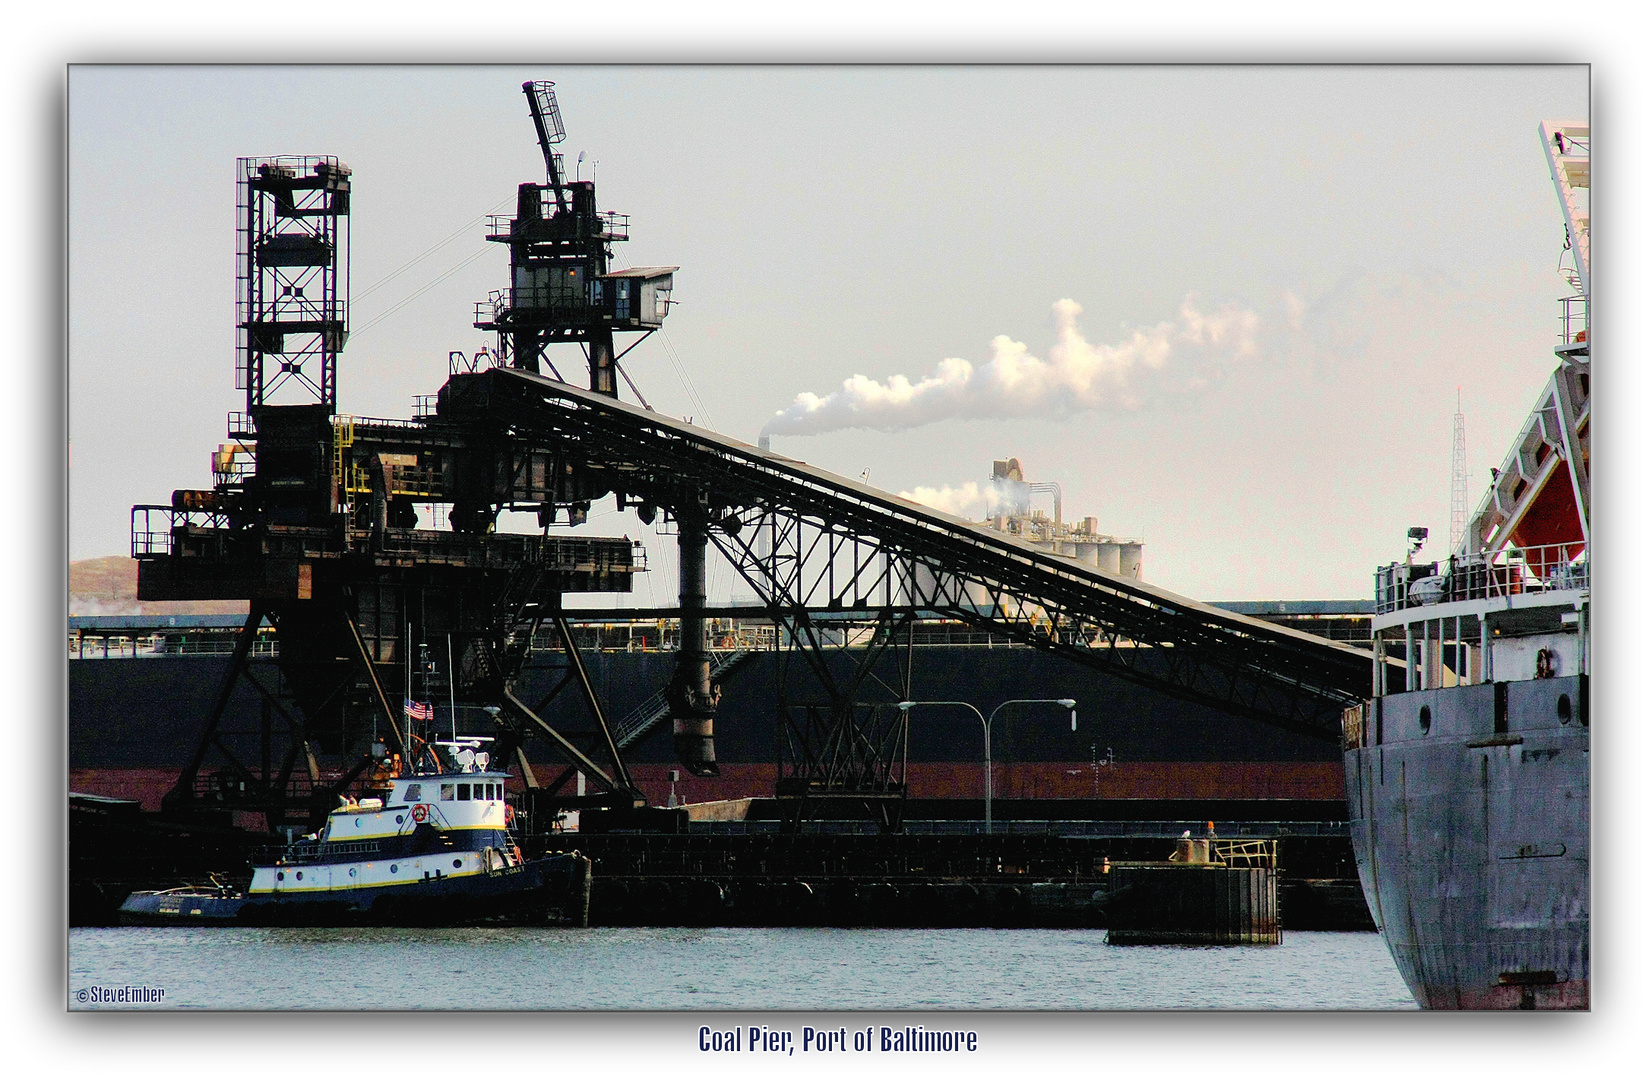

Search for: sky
xmin=23 ymin=22 xmax=1638 ymax=1075
xmin=68 ymin=65 xmax=1587 ymax=604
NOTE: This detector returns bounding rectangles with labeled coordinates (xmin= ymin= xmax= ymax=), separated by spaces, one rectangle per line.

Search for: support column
xmin=667 ymin=501 xmax=719 ymax=775
xmin=1372 ymin=634 xmax=1384 ymax=698
xmin=590 ymin=327 xmax=616 ymax=397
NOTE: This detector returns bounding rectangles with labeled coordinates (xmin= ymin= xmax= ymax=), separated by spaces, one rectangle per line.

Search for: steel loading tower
xmin=470 ymin=82 xmax=715 ymax=776
xmin=475 ymin=81 xmax=676 ymax=397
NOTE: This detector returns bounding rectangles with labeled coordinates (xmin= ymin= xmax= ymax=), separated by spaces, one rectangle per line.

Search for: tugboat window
xmin=1419 ymin=705 xmax=1432 ymax=734
xmin=405 ymin=783 xmax=422 ymax=801
xmin=441 ymin=784 xmax=455 ymax=801
xmin=458 ymin=784 xmax=471 ymax=801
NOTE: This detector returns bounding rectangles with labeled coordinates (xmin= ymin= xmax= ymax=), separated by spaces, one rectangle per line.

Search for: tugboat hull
xmin=119 ymin=853 xmax=586 ymax=928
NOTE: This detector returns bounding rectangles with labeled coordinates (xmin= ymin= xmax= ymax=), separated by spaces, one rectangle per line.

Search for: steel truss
xmin=461 ymin=369 xmax=1371 ymax=751
xmin=764 ymin=608 xmax=914 ymax=831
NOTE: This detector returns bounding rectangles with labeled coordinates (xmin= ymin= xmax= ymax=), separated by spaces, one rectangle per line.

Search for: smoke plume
xmin=895 ymin=482 xmax=1001 ymax=519
xmin=762 ymin=296 xmax=1260 ymax=436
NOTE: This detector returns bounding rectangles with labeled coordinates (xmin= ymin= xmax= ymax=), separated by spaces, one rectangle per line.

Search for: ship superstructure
xmin=1342 ymin=120 xmax=1589 ymax=1009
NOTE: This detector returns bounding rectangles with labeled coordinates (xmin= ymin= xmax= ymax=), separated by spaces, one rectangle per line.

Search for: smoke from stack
xmin=761 ymin=296 xmax=1260 ymax=437
xmin=896 ymin=481 xmax=1003 ymax=520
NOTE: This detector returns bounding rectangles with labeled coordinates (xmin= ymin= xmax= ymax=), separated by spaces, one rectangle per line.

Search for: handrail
xmin=610 ymin=649 xmax=751 ymax=749
xmin=1214 ymin=839 xmax=1278 ymax=869
xmin=1376 ymin=541 xmax=1588 ymax=615
xmin=253 ymin=838 xmax=382 ymax=866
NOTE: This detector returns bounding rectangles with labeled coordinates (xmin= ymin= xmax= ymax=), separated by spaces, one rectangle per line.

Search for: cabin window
xmin=457 ymin=784 xmax=471 ymax=801
xmin=441 ymin=784 xmax=455 ymax=801
xmin=404 ymin=783 xmax=422 ymax=802
xmin=485 ymin=783 xmax=495 ymax=799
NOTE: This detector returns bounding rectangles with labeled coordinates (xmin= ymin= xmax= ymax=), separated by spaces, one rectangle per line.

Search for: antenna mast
xmin=1450 ymin=389 xmax=1467 ymax=555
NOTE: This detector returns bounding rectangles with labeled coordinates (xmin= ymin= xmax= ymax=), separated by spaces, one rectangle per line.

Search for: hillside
xmin=69 ymin=556 xmax=249 ymax=617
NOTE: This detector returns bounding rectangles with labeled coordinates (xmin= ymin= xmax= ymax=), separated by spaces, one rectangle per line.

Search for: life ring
xmin=412 ymin=803 xmax=430 ymax=823
xmin=504 ymin=804 xmax=516 ymax=826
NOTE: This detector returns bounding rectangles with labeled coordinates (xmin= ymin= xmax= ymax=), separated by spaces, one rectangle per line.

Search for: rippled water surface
xmin=70 ymin=927 xmax=1416 ymax=1010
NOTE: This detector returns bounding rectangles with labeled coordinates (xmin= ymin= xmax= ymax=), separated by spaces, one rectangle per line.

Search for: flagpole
xmin=447 ymin=634 xmax=458 ymax=743
xmin=405 ymin=614 xmax=414 ymax=749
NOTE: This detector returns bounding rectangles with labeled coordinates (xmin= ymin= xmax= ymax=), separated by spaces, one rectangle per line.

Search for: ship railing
xmin=1560 ymin=294 xmax=1588 ymax=346
xmin=678 ymin=819 xmax=1347 ymax=838
xmin=253 ymin=839 xmax=383 ymax=866
xmin=1375 ymin=542 xmax=1587 ymax=614
xmin=69 ymin=632 xmax=280 ymax=659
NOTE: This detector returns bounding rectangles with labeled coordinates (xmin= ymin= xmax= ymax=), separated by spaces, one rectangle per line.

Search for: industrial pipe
xmin=667 ymin=501 xmax=720 ymax=775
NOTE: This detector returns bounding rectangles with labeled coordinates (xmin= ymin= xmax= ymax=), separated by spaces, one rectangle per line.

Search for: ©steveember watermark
xmin=73 ymin=985 xmax=167 ymax=1006
xmin=700 ymin=1024 xmax=978 ymax=1054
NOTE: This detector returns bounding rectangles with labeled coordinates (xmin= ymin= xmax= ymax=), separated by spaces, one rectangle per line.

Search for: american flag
xmin=404 ymin=699 xmax=433 ymax=722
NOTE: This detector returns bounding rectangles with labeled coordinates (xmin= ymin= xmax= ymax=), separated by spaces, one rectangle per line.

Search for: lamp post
xmin=897 ymin=698 xmax=1076 ymax=834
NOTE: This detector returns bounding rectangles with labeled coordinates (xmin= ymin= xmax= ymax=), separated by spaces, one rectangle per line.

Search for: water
xmin=69 ymin=927 xmax=1416 ymax=1010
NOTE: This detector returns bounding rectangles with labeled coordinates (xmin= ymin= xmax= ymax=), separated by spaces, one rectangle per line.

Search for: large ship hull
xmin=1344 ymin=676 xmax=1589 ymax=1009
xmin=70 ymin=645 xmax=1347 ymax=810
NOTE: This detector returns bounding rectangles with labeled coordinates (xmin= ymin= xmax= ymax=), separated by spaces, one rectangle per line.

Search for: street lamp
xmin=897 ymin=697 xmax=1077 ymax=835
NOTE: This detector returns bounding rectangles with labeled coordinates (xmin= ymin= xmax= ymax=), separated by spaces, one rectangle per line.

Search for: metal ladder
xmin=610 ymin=649 xmax=752 ymax=750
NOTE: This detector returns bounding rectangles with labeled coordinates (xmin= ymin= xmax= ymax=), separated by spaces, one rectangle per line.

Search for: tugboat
xmin=120 ymin=740 xmax=588 ymax=927
xmin=1342 ymin=120 xmax=1589 ymax=1008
